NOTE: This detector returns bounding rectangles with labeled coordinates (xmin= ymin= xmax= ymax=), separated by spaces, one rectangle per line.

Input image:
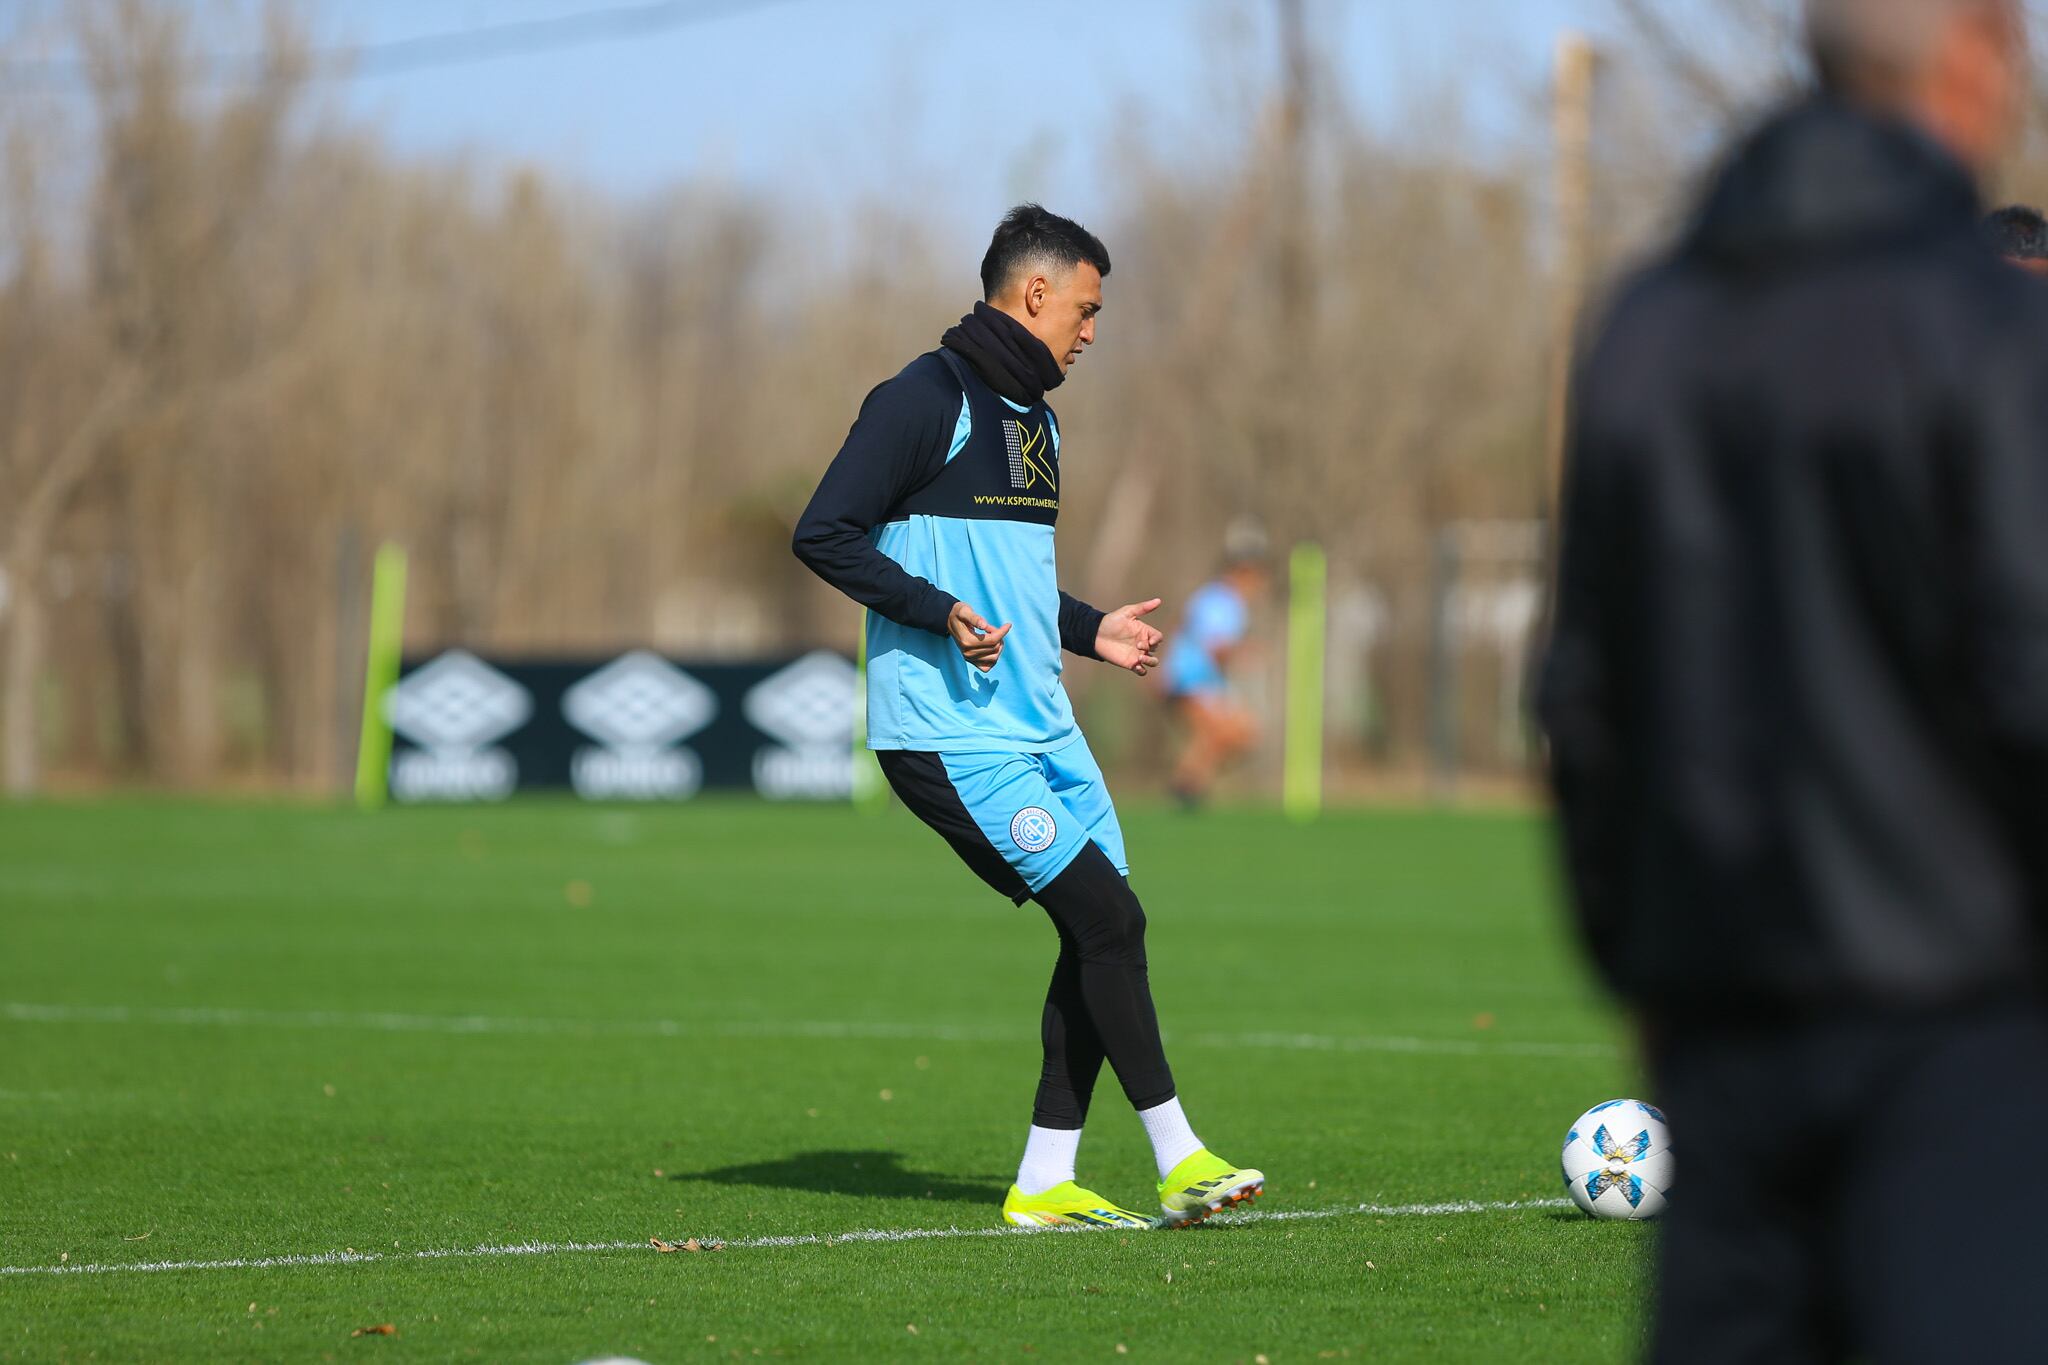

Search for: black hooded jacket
xmin=1539 ymin=98 xmax=2048 ymax=1016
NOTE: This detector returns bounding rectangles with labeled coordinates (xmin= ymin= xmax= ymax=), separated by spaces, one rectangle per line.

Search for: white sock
xmin=1015 ymin=1125 xmax=1082 ymax=1195
xmin=1138 ymin=1097 xmax=1204 ymax=1180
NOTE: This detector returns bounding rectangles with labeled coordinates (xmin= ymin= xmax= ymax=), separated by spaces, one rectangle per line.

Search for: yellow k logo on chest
xmin=1004 ymin=419 xmax=1057 ymax=494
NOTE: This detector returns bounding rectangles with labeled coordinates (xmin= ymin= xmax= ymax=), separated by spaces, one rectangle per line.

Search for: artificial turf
xmin=0 ymin=798 xmax=1653 ymax=1362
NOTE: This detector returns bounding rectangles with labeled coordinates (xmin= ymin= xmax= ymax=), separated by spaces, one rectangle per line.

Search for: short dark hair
xmin=1984 ymin=204 xmax=2048 ymax=261
xmin=979 ymin=203 xmax=1111 ymax=300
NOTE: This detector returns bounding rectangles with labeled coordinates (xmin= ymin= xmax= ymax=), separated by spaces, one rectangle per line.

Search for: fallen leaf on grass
xmin=350 ymin=1324 xmax=397 ymax=1338
xmin=650 ymin=1237 xmax=721 ymax=1253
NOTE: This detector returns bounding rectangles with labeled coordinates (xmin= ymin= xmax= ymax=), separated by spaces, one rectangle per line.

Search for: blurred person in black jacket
xmin=1539 ymin=0 xmax=2047 ymax=1360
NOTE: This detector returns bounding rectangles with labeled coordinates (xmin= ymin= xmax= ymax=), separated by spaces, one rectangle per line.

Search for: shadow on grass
xmin=669 ymin=1149 xmax=1005 ymax=1204
xmin=1545 ymin=1209 xmax=1658 ymax=1228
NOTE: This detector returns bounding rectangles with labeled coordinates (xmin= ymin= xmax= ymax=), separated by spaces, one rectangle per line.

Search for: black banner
xmin=385 ymin=649 xmax=859 ymax=802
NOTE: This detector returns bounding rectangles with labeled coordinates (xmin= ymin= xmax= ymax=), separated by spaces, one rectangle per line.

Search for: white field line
xmin=0 ymin=1198 xmax=1576 ymax=1279
xmin=0 ymin=1002 xmax=1619 ymax=1061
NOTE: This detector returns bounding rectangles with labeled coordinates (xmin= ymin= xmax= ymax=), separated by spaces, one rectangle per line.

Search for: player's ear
xmin=1025 ymin=274 xmax=1049 ymax=318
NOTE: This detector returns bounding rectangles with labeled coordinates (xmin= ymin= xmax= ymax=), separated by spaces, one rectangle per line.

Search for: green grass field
xmin=0 ymin=799 xmax=1652 ymax=1363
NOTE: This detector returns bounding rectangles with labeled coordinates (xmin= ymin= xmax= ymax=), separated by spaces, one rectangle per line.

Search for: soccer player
xmin=1161 ymin=526 xmax=1271 ymax=807
xmin=1542 ymin=0 xmax=2048 ymax=1358
xmin=792 ymin=204 xmax=1264 ymax=1231
xmin=1982 ymin=203 xmax=2048 ymax=272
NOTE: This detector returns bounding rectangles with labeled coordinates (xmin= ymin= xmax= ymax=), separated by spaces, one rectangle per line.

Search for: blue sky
xmin=309 ymin=0 xmax=1605 ymax=238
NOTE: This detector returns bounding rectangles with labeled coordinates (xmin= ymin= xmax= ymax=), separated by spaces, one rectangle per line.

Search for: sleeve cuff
xmin=910 ymin=588 xmax=960 ymax=638
xmin=1060 ymin=594 xmax=1106 ymax=660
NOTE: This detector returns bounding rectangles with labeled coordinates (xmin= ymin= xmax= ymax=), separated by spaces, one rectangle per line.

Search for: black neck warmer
xmin=940 ymin=301 xmax=1065 ymax=407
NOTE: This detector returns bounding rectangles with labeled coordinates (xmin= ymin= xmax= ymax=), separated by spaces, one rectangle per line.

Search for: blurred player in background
xmin=793 ymin=205 xmax=1264 ymax=1233
xmin=1982 ymin=202 xmax=2048 ymax=271
xmin=1161 ymin=522 xmax=1271 ymax=807
xmin=1541 ymin=0 xmax=2048 ymax=1360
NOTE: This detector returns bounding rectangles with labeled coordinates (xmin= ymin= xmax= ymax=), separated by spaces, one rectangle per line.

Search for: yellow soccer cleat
xmin=1002 ymin=1181 xmax=1155 ymax=1230
xmin=1156 ymin=1149 xmax=1265 ymax=1227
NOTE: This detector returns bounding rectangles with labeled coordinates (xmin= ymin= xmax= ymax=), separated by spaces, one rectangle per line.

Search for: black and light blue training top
xmin=793 ymin=347 xmax=1105 ymax=753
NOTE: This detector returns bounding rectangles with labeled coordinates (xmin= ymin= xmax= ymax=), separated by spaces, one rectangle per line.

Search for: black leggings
xmin=1029 ymin=843 xmax=1176 ymax=1128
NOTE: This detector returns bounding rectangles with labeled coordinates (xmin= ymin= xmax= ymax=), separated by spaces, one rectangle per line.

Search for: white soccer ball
xmin=1561 ymin=1098 xmax=1672 ymax=1220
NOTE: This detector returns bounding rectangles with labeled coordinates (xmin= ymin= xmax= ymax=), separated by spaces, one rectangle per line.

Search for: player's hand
xmin=948 ymin=601 xmax=1011 ymax=673
xmin=1096 ymin=599 xmax=1165 ymax=676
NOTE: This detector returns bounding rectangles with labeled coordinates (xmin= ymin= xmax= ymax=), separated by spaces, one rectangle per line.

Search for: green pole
xmin=1284 ymin=541 xmax=1327 ymax=822
xmin=851 ymin=611 xmax=887 ymax=812
xmin=353 ymin=542 xmax=409 ymax=811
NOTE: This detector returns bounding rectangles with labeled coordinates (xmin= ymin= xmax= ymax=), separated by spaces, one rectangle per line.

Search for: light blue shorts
xmin=941 ymin=737 xmax=1129 ymax=895
xmin=1161 ymin=649 xmax=1227 ymax=700
xmin=878 ymin=736 xmax=1129 ymax=903
xmin=867 ymin=736 xmax=1124 ymax=903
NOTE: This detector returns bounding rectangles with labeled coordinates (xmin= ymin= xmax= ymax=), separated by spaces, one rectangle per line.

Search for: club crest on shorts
xmin=1010 ymin=806 xmax=1057 ymax=854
